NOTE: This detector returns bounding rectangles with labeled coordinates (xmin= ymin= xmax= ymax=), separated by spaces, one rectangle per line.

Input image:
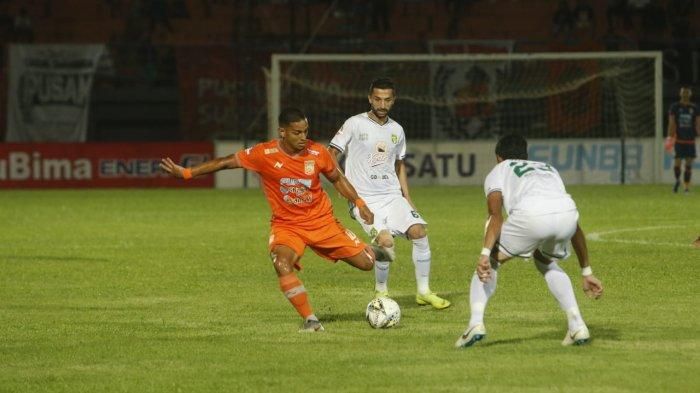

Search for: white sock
xmin=535 ymin=260 xmax=586 ymax=332
xmin=374 ymin=261 xmax=391 ymax=292
xmin=468 ymin=264 xmax=498 ymax=328
xmin=412 ymin=236 xmax=431 ymax=294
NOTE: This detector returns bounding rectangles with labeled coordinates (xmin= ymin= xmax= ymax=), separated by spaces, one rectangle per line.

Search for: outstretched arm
xmin=324 ymin=167 xmax=373 ymax=225
xmin=160 ymin=154 xmax=241 ymax=179
xmin=571 ymin=223 xmax=603 ymax=299
xmin=395 ymin=160 xmax=416 ymax=209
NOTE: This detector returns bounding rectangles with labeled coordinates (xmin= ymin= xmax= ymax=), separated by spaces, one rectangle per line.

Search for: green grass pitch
xmin=1 ymin=185 xmax=698 ymax=392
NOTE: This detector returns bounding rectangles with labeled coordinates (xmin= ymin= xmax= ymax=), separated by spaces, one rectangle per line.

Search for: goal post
xmin=269 ymin=51 xmax=663 ymax=183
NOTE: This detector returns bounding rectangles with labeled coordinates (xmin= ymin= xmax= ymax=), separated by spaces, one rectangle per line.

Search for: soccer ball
xmin=365 ymin=297 xmax=401 ymax=329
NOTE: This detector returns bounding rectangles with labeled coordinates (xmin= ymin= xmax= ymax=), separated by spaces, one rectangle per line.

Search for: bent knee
xmin=271 ymin=254 xmax=296 ymax=275
xmin=376 ymin=231 xmax=394 ymax=248
xmin=407 ymin=224 xmax=427 ymax=239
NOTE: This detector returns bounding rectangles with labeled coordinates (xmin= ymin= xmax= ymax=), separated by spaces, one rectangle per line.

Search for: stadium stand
xmin=0 ymin=0 xmax=699 ymax=142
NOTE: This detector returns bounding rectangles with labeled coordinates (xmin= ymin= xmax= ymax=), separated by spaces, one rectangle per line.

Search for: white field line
xmin=587 ymin=225 xmax=692 ymax=247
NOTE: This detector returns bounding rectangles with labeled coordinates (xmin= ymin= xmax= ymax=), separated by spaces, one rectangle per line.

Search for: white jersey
xmin=484 ymin=159 xmax=576 ymax=216
xmin=330 ymin=112 xmax=406 ymax=204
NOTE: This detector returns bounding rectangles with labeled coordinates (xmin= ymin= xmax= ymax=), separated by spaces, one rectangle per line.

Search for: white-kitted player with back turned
xmin=456 ymin=133 xmax=604 ymax=348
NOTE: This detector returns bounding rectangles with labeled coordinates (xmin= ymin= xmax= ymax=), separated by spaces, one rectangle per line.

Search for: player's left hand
xmin=582 ymin=275 xmax=603 ymax=299
xmin=358 ymin=206 xmax=374 ymax=225
xmin=476 ymin=255 xmax=491 ymax=282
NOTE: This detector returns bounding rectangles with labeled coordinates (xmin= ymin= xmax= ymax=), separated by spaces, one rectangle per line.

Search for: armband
xmin=182 ymin=168 xmax=193 ymax=180
xmin=581 ymin=266 xmax=593 ymax=276
xmin=480 ymin=247 xmax=491 ymax=257
xmin=354 ymin=198 xmax=366 ymax=208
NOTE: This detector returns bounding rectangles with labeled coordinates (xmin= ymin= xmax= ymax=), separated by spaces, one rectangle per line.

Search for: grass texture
xmin=1 ymin=185 xmax=698 ymax=392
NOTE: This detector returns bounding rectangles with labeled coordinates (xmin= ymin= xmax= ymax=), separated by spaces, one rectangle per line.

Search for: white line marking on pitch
xmin=587 ymin=225 xmax=691 ymax=247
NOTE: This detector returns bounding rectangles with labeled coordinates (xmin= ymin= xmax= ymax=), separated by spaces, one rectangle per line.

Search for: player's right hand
xmin=358 ymin=206 xmax=374 ymax=225
xmin=476 ymin=255 xmax=491 ymax=282
xmin=159 ymin=157 xmax=185 ymax=178
xmin=582 ymin=275 xmax=603 ymax=299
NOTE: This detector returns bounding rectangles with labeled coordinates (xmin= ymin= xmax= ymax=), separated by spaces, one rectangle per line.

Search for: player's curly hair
xmin=278 ymin=107 xmax=307 ymax=127
xmin=495 ymin=134 xmax=528 ymax=160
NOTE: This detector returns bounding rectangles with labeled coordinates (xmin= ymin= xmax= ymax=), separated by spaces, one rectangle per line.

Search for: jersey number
xmin=509 ymin=161 xmax=553 ymax=177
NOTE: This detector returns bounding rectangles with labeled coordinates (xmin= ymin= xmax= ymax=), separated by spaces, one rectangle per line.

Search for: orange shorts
xmin=269 ymin=220 xmax=366 ymax=263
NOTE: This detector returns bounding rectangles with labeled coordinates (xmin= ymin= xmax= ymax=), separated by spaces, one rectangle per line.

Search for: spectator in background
xmin=170 ymin=0 xmax=189 ymax=18
xmin=13 ymin=6 xmax=34 ymax=42
xmin=640 ymin=0 xmax=666 ymax=39
xmin=0 ymin=2 xmax=13 ymax=41
xmin=552 ymin=0 xmax=574 ymax=38
xmin=606 ymin=0 xmax=630 ymax=31
xmin=446 ymin=0 xmax=471 ymax=39
xmin=454 ymin=66 xmax=494 ymax=139
xmin=103 ymin=0 xmax=124 ymax=18
xmin=627 ymin=0 xmax=651 ymax=9
xmin=572 ymin=0 xmax=594 ymax=32
xmin=143 ymin=0 xmax=173 ymax=35
xmin=668 ymin=0 xmax=693 ymax=39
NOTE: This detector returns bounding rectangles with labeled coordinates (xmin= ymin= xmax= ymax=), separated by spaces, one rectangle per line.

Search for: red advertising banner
xmin=0 ymin=143 xmax=213 ymax=188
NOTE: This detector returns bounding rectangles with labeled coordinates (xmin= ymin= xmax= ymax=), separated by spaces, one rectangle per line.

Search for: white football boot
xmin=562 ymin=326 xmax=590 ymax=346
xmin=455 ymin=324 xmax=486 ymax=348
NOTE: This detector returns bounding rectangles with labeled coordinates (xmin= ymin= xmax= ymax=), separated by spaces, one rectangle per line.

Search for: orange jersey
xmin=236 ymin=139 xmax=337 ymax=229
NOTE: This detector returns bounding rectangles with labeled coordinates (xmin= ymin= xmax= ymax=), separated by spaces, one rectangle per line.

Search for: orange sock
xmin=279 ymin=273 xmax=313 ymax=319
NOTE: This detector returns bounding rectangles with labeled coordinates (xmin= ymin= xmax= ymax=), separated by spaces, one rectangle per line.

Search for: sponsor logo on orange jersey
xmin=304 ymin=160 xmax=314 ymax=175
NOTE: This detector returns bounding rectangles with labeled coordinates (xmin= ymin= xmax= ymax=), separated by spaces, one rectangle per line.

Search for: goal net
xmin=269 ymin=52 xmax=663 ymax=182
xmin=270 ymin=53 xmax=661 ymax=140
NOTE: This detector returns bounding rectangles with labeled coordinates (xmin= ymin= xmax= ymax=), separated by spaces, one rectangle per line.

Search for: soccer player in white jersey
xmin=455 ymin=134 xmax=604 ymax=348
xmin=328 ymin=77 xmax=450 ymax=309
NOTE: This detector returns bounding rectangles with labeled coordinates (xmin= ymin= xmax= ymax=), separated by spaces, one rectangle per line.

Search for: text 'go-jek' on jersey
xmin=235 ymin=139 xmax=336 ymax=229
xmin=484 ymin=159 xmax=576 ymax=216
xmin=329 ymin=112 xmax=406 ymax=203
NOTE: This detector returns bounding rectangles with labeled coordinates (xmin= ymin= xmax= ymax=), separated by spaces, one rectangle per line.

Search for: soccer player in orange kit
xmin=160 ymin=107 xmax=376 ymax=332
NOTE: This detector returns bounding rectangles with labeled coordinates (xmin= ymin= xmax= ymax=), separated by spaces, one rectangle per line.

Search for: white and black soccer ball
xmin=365 ymin=297 xmax=401 ymax=329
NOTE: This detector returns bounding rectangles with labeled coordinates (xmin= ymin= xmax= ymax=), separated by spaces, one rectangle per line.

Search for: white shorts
xmin=498 ymin=209 xmax=579 ymax=260
xmin=352 ymin=196 xmax=427 ymax=241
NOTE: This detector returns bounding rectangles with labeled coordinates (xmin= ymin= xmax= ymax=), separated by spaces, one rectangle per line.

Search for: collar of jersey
xmin=365 ymin=111 xmax=392 ymax=127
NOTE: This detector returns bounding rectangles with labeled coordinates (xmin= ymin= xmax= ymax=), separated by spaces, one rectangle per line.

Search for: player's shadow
xmin=479 ymin=324 xmax=620 ymax=347
xmin=390 ymin=291 xmax=466 ymax=309
xmin=321 ymin=311 xmax=366 ymax=323
xmin=320 ymin=291 xmax=467 ymax=323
